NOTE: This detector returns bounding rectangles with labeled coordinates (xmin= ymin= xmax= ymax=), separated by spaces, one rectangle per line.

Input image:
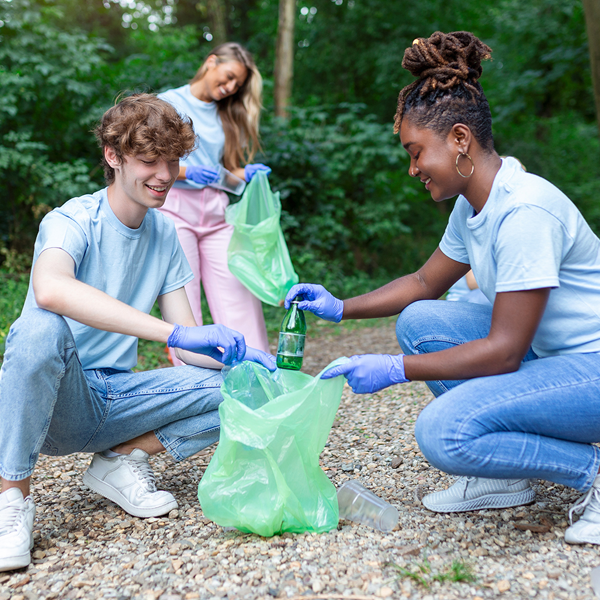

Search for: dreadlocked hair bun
xmin=394 ymin=31 xmax=492 ymax=135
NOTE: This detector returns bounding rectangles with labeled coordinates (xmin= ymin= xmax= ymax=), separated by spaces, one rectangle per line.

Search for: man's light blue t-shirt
xmin=23 ymin=189 xmax=194 ymax=370
xmin=440 ymin=156 xmax=600 ymax=357
xmin=158 ymin=84 xmax=225 ymax=191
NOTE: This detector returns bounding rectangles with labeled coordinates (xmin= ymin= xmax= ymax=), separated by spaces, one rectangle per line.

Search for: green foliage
xmin=0 ymin=0 xmax=109 ymax=250
xmin=108 ymin=25 xmax=207 ymax=94
xmin=0 ymin=248 xmax=31 ymax=358
xmin=484 ymin=0 xmax=592 ymax=125
xmin=261 ymin=103 xmax=444 ymax=295
xmin=387 ymin=556 xmax=477 ymax=589
xmin=1 ymin=0 xmax=599 ymax=346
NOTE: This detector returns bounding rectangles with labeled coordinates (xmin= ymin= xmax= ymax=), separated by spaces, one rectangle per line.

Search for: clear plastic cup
xmin=210 ymin=166 xmax=246 ymax=195
xmin=337 ymin=480 xmax=399 ymax=532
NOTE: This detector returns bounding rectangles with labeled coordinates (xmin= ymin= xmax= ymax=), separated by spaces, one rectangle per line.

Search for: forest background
xmin=1 ymin=0 xmax=599 ymax=360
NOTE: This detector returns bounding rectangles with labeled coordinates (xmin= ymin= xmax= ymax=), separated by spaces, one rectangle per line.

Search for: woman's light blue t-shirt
xmin=158 ymin=84 xmax=225 ymax=191
xmin=440 ymin=157 xmax=600 ymax=357
xmin=22 ymin=189 xmax=193 ymax=370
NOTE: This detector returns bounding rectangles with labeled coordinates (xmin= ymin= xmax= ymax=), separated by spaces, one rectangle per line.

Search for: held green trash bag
xmin=197 ymin=358 xmax=347 ymax=537
xmin=225 ymin=171 xmax=299 ymax=306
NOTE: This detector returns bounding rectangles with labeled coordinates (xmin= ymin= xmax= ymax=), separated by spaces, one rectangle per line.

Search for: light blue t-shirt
xmin=439 ymin=156 xmax=600 ymax=358
xmin=23 ymin=189 xmax=194 ymax=370
xmin=158 ymin=84 xmax=225 ymax=191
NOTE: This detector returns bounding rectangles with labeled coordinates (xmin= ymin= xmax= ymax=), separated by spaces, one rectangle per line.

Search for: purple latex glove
xmin=168 ymin=323 xmax=246 ymax=365
xmin=321 ymin=354 xmax=408 ymax=394
xmin=284 ymin=283 xmax=343 ymax=323
xmin=244 ymin=163 xmax=271 ymax=182
xmin=185 ymin=165 xmax=220 ymax=185
xmin=243 ymin=347 xmax=277 ymax=371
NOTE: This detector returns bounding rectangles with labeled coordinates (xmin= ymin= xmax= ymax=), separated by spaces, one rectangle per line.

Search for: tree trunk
xmin=274 ymin=0 xmax=295 ymax=118
xmin=206 ymin=0 xmax=227 ymax=45
xmin=583 ymin=0 xmax=600 ymax=137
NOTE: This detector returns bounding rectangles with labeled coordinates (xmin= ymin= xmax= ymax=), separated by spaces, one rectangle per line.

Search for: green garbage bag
xmin=225 ymin=171 xmax=299 ymax=307
xmin=197 ymin=358 xmax=347 ymax=537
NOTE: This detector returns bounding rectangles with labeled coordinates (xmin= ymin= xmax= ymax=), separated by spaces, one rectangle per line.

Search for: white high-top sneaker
xmin=565 ymin=475 xmax=600 ymax=545
xmin=83 ymin=448 xmax=177 ymax=518
xmin=0 ymin=488 xmax=36 ymax=572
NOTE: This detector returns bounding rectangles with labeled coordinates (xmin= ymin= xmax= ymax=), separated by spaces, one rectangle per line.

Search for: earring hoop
xmin=456 ymin=152 xmax=475 ymax=178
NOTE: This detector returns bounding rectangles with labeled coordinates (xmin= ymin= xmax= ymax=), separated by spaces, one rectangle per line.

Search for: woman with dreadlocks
xmin=285 ymin=31 xmax=600 ymax=544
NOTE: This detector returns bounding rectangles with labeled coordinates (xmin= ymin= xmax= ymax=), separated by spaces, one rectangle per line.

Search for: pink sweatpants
xmin=158 ymin=186 xmax=269 ymax=364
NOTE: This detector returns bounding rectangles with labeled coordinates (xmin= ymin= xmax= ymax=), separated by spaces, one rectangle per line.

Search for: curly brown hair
xmin=394 ymin=31 xmax=495 ymax=152
xmin=94 ymin=93 xmax=197 ymax=184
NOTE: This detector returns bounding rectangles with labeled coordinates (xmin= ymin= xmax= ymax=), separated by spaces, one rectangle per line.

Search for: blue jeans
xmin=396 ymin=300 xmax=600 ymax=492
xmin=0 ymin=308 xmax=224 ymax=481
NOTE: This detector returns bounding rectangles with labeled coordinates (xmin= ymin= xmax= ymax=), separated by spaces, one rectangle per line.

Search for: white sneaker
xmin=422 ymin=476 xmax=535 ymax=513
xmin=83 ymin=449 xmax=178 ymax=518
xmin=565 ymin=475 xmax=600 ymax=545
xmin=0 ymin=488 xmax=36 ymax=572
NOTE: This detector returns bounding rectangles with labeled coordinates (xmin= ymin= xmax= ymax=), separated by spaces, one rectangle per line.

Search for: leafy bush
xmin=0 ymin=0 xmax=109 ymax=251
xmin=260 ymin=103 xmax=447 ymax=296
xmin=495 ymin=112 xmax=600 ymax=235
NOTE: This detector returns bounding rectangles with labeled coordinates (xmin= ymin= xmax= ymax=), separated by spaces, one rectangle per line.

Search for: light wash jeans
xmin=396 ymin=300 xmax=600 ymax=492
xmin=0 ymin=308 xmax=224 ymax=481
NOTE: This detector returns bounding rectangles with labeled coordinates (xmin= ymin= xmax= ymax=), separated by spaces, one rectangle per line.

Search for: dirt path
xmin=0 ymin=321 xmax=595 ymax=600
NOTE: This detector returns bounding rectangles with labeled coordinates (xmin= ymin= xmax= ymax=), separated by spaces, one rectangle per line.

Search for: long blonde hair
xmin=190 ymin=42 xmax=263 ymax=171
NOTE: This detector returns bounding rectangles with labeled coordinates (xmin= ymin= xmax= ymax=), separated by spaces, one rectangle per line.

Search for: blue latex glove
xmin=244 ymin=163 xmax=271 ymax=182
xmin=284 ymin=283 xmax=343 ymax=323
xmin=185 ymin=165 xmax=220 ymax=185
xmin=321 ymin=354 xmax=408 ymax=394
xmin=242 ymin=347 xmax=277 ymax=371
xmin=167 ymin=323 xmax=246 ymax=365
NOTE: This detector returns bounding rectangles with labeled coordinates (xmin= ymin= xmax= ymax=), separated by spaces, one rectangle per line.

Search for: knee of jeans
xmin=9 ymin=308 xmax=72 ymax=351
xmin=396 ymin=300 xmax=435 ymax=355
xmin=415 ymin=400 xmax=470 ymax=474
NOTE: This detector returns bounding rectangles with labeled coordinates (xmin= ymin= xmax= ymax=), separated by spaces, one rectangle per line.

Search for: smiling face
xmin=105 ymin=147 xmax=179 ymax=227
xmin=400 ymin=118 xmax=468 ymax=203
xmin=193 ymin=57 xmax=248 ymax=103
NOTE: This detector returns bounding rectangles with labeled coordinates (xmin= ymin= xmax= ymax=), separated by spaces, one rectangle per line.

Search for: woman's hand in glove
xmin=244 ymin=163 xmax=271 ymax=182
xmin=284 ymin=283 xmax=344 ymax=323
xmin=185 ymin=165 xmax=220 ymax=185
xmin=321 ymin=354 xmax=408 ymax=393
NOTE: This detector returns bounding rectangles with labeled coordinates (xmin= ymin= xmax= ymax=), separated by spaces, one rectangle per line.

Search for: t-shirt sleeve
xmin=35 ymin=210 xmax=89 ymax=271
xmin=494 ymin=204 xmax=564 ymax=292
xmin=158 ymin=89 xmax=189 ymax=120
xmin=157 ymin=222 xmax=194 ymax=296
xmin=439 ymin=199 xmax=470 ymax=264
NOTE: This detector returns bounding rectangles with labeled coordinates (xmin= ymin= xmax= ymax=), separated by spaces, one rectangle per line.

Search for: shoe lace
xmin=569 ymin=486 xmax=600 ymax=524
xmin=455 ymin=476 xmax=476 ymax=495
xmin=0 ymin=502 xmax=27 ymax=536
xmin=124 ymin=455 xmax=157 ymax=493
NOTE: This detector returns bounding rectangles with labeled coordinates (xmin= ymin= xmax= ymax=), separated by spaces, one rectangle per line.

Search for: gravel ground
xmin=1 ymin=319 xmax=599 ymax=600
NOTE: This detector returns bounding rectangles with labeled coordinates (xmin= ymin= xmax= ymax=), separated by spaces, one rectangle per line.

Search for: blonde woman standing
xmin=158 ymin=43 xmax=270 ymax=364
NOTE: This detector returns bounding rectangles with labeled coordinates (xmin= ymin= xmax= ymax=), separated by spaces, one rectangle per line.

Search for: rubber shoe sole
xmin=423 ymin=487 xmax=536 ymax=513
xmin=564 ymin=530 xmax=600 ymax=545
xmin=83 ymin=471 xmax=177 ymax=518
xmin=0 ymin=539 xmax=33 ymax=572
xmin=564 ymin=520 xmax=600 ymax=545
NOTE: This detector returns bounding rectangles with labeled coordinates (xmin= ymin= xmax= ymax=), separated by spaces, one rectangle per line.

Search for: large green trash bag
xmin=197 ymin=358 xmax=347 ymax=537
xmin=225 ymin=171 xmax=299 ymax=306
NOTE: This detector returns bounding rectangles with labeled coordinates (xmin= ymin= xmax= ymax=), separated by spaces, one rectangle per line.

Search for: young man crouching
xmin=0 ymin=94 xmax=274 ymax=572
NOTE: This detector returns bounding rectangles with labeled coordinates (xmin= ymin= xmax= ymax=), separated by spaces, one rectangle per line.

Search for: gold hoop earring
xmin=456 ymin=153 xmax=475 ymax=178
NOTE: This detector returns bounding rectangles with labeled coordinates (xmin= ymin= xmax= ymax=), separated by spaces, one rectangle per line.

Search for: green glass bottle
xmin=276 ymin=298 xmax=306 ymax=370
